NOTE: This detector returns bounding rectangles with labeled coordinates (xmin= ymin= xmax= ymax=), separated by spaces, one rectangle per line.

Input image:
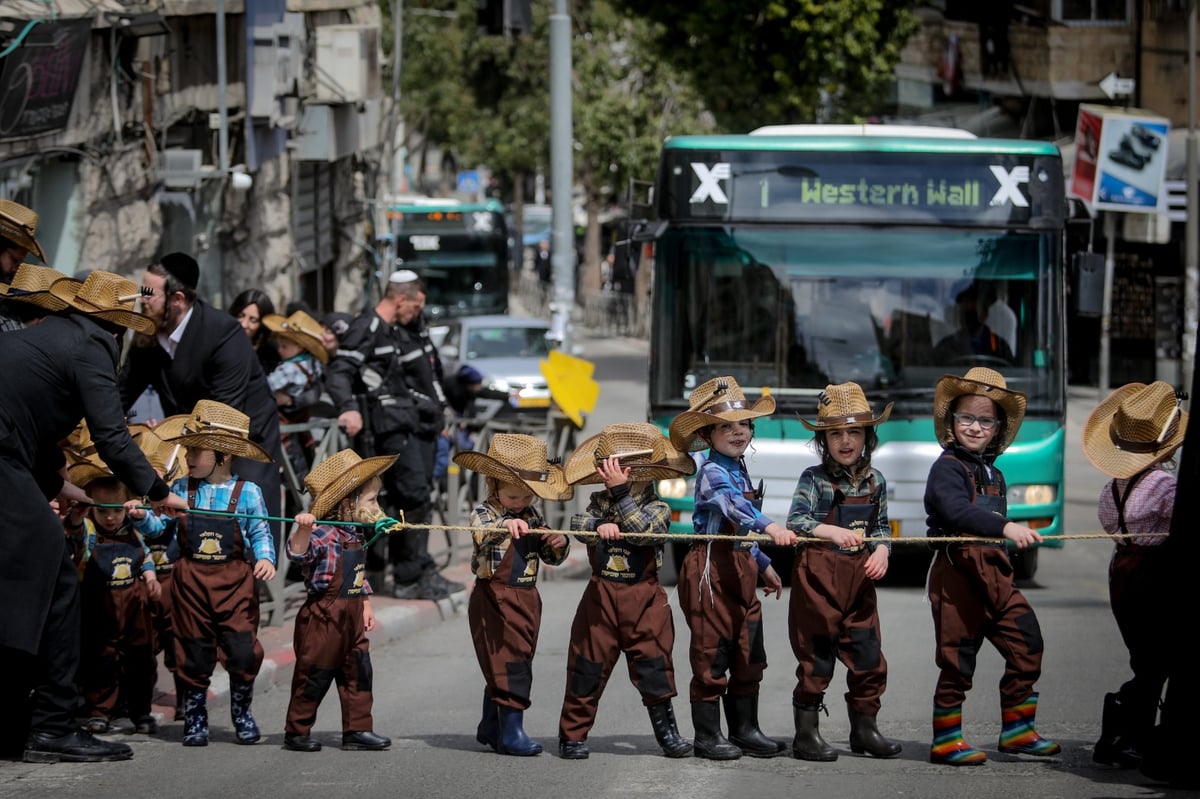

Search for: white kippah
xmin=388 ymin=267 xmax=422 ymax=283
xmin=388 ymin=268 xmax=420 ymax=284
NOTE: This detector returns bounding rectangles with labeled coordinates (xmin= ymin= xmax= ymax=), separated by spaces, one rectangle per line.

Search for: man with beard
xmin=119 ymin=253 xmax=283 ymax=532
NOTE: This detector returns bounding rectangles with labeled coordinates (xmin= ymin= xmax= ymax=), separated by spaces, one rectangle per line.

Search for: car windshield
xmin=464 ymin=326 xmax=552 ymax=359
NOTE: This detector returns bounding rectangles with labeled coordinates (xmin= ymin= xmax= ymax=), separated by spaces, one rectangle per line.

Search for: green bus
xmin=387 ymin=198 xmax=510 ymax=320
xmin=647 ymin=126 xmax=1067 ymax=580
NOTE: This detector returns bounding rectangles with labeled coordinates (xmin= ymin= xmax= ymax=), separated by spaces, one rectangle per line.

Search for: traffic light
xmin=476 ymin=0 xmax=531 ymax=35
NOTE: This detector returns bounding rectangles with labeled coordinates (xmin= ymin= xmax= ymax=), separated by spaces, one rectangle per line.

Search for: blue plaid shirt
xmin=137 ymin=475 xmax=276 ymax=565
xmin=692 ymin=451 xmax=771 ymax=572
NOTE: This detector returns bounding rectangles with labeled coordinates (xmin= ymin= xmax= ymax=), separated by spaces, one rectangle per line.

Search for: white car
xmin=437 ymin=315 xmax=555 ymax=416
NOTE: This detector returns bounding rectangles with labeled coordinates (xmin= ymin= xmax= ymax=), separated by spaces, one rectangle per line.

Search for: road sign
xmin=456 ymin=170 xmax=479 ymax=194
xmin=1098 ymin=72 xmax=1136 ymax=100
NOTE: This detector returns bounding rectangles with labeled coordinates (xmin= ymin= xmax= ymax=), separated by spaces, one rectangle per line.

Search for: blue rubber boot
xmin=230 ymin=680 xmax=261 ymax=745
xmin=181 ymin=688 xmax=208 ymax=747
xmin=476 ymin=690 xmax=499 ymax=751
xmin=496 ymin=706 xmax=542 ymax=756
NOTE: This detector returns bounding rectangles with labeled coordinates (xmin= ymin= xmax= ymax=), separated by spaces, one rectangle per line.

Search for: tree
xmin=611 ymin=0 xmax=920 ymax=131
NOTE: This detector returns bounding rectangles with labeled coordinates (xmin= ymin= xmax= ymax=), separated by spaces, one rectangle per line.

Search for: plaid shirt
xmin=692 ymin=451 xmax=771 ymax=571
xmin=286 ymin=523 xmax=373 ymax=594
xmin=267 ymin=353 xmax=322 ymax=399
xmin=1098 ymin=466 xmax=1175 ymax=547
xmin=787 ymin=463 xmax=892 ymax=551
xmin=570 ymin=484 xmax=671 ymax=544
xmin=67 ymin=519 xmax=155 ymax=575
xmin=137 ymin=475 xmax=276 ymax=564
xmin=469 ymin=498 xmax=569 ymax=580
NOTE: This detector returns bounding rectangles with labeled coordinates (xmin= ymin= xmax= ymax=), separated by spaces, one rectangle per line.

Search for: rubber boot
xmin=181 ymin=688 xmax=208 ymax=747
xmin=496 ymin=706 xmax=542 ymax=756
xmin=848 ymin=707 xmax=902 ymax=758
xmin=476 ymin=689 xmax=499 ymax=751
xmin=929 ymin=704 xmax=986 ymax=765
xmin=690 ymin=701 xmax=741 ymax=761
xmin=792 ymin=701 xmax=838 ymax=762
xmin=647 ymin=701 xmax=692 ymax=758
xmin=230 ymin=680 xmax=261 ymax=744
xmin=724 ymin=694 xmax=786 ymax=758
xmin=998 ymin=692 xmax=1061 ymax=756
xmin=1093 ymin=692 xmax=1139 ymax=767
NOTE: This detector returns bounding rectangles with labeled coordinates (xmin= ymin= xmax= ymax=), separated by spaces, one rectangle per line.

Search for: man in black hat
xmin=119 ymin=253 xmax=284 ymax=531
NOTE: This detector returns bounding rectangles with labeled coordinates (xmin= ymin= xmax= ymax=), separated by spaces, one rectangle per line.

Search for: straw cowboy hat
xmin=0 ymin=263 xmax=76 ymax=312
xmin=129 ymin=424 xmax=183 ymax=482
xmin=799 ymin=382 xmax=893 ymax=432
xmin=0 ymin=199 xmax=47 ymax=262
xmin=60 ymin=420 xmax=99 ymax=467
xmin=564 ymin=422 xmax=696 ymax=486
xmin=263 ymin=310 xmax=330 ymax=364
xmin=48 ymin=270 xmax=156 ymax=335
xmin=66 ymin=456 xmax=116 ymax=492
xmin=1082 ymin=381 xmax=1188 ymax=479
xmin=454 ymin=433 xmax=573 ymax=502
xmin=668 ymin=376 xmax=776 ymax=452
xmin=305 ymin=448 xmax=399 ymax=520
xmin=933 ymin=367 xmax=1027 ymax=455
xmin=161 ymin=400 xmax=273 ymax=462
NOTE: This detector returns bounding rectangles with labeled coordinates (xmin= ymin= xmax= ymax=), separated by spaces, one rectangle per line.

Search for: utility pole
xmin=548 ymin=0 xmax=573 ymax=348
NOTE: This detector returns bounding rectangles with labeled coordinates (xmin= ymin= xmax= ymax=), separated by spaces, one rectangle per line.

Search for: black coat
xmin=0 ymin=314 xmax=165 ymax=653
xmin=119 ymin=299 xmax=282 ymax=460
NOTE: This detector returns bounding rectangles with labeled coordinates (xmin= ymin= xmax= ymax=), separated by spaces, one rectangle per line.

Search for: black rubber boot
xmin=1093 ymin=692 xmax=1138 ymax=766
xmin=476 ymin=689 xmax=499 ymax=751
xmin=848 ymin=707 xmax=902 ymax=758
xmin=723 ymin=694 xmax=786 ymax=758
xmin=647 ymin=701 xmax=693 ymax=758
xmin=792 ymin=701 xmax=838 ymax=762
xmin=691 ymin=701 xmax=741 ymax=761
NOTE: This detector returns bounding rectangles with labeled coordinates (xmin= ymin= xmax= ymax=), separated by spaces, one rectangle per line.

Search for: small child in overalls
xmin=65 ymin=462 xmax=159 ymax=735
xmin=924 ymin=367 xmax=1059 ymax=766
xmin=263 ymin=310 xmax=328 ymax=482
xmin=284 ymin=448 xmax=398 ymax=752
xmin=1081 ymin=381 xmax=1185 ymax=768
xmin=454 ymin=434 xmax=572 ymax=757
xmin=129 ymin=400 xmax=277 ymax=747
xmin=787 ymin=382 xmax=900 ymax=761
xmin=668 ymin=376 xmax=798 ymax=761
xmin=556 ymin=423 xmax=695 ymax=760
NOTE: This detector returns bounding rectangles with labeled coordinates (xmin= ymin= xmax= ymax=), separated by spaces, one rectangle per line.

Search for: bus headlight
xmin=657 ymin=477 xmax=690 ymax=499
xmin=1007 ymin=484 xmax=1057 ymax=506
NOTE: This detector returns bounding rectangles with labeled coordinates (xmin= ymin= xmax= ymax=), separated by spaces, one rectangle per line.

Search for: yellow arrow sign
xmin=540 ymin=349 xmax=599 ymax=428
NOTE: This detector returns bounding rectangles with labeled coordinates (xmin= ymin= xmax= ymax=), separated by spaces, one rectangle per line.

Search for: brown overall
xmin=285 ymin=531 xmax=374 ymax=735
xmin=79 ymin=527 xmax=155 ymax=721
xmin=929 ymin=453 xmax=1043 ymax=708
xmin=678 ymin=488 xmax=766 ymax=704
xmin=469 ymin=533 xmax=546 ymax=710
xmin=147 ymin=533 xmax=180 ymax=676
xmin=170 ymin=480 xmax=264 ymax=691
xmin=558 ymin=540 xmax=677 ymax=741
xmin=789 ymin=479 xmax=888 ymax=714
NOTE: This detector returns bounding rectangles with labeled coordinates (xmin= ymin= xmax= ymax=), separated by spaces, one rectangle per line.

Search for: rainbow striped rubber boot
xmin=930 ymin=704 xmax=987 ymax=766
xmin=998 ymin=693 xmax=1061 ymax=756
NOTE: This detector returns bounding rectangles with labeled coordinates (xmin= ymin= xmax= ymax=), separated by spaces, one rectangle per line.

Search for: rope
xmin=83 ymin=503 xmax=1167 ymax=545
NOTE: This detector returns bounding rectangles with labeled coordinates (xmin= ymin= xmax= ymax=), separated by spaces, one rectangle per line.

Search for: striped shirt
xmin=1098 ymin=466 xmax=1175 ymax=547
xmin=469 ymin=498 xmax=569 ymax=580
xmin=692 ymin=451 xmax=772 ymax=571
xmin=287 ymin=523 xmax=373 ymax=595
xmin=137 ymin=475 xmax=276 ymax=564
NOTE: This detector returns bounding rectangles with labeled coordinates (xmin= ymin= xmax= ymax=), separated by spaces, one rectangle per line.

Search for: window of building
xmin=1053 ymin=0 xmax=1132 ymax=24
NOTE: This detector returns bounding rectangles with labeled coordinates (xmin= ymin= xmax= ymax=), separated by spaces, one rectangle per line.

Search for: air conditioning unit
xmin=314 ymin=24 xmax=381 ymax=104
xmin=157 ymin=149 xmax=205 ymax=189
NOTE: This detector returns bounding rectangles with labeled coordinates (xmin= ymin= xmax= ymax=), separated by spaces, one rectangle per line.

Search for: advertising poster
xmin=1093 ymin=110 xmax=1171 ymax=213
xmin=1069 ymin=105 xmax=1103 ymax=204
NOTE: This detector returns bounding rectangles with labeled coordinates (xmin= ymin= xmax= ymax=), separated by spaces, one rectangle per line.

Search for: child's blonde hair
xmin=332 ymin=475 xmax=383 ymax=522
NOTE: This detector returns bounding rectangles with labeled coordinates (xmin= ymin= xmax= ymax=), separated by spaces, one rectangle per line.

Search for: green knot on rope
xmin=365 ymin=515 xmax=406 ymax=547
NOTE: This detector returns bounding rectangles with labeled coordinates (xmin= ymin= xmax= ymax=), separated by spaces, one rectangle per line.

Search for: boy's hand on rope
xmin=597 ymin=522 xmax=623 ymax=541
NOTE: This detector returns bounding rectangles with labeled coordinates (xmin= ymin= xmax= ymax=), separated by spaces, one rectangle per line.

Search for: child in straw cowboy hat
xmin=129 ymin=399 xmax=277 ymax=747
xmin=667 ymin=376 xmax=798 ymax=761
xmin=283 ymin=449 xmax=399 ymax=753
xmin=555 ymin=423 xmax=696 ymax=761
xmin=924 ymin=367 xmax=1059 ymax=766
xmin=787 ymin=382 xmax=901 ymax=762
xmin=63 ymin=457 xmax=160 ymax=736
xmin=454 ymin=433 xmax=572 ymax=757
xmin=1081 ymin=381 xmax=1186 ymax=768
xmin=263 ymin=309 xmax=329 ymax=482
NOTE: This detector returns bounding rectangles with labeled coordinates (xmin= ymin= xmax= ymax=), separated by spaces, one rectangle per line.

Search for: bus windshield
xmin=390 ymin=203 xmax=509 ymax=320
xmin=649 ymin=226 xmax=1063 ymax=419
